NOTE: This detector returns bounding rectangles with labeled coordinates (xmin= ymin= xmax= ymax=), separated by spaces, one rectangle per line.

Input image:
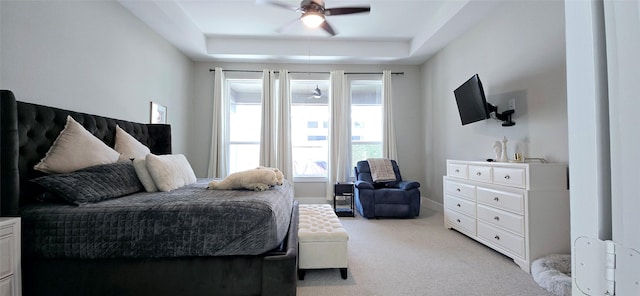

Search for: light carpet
xmin=297 ymin=199 xmax=551 ymax=296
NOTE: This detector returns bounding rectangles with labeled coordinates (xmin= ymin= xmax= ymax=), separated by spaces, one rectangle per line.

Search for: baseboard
xmin=297 ymin=197 xmax=443 ymax=210
xmin=295 ymin=197 xmax=330 ymax=204
xmin=422 ymin=197 xmax=443 ymax=212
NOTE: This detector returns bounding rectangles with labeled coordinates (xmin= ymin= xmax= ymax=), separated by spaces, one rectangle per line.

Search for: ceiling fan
xmin=312 ymin=85 xmax=322 ymax=99
xmin=258 ymin=0 xmax=371 ymax=36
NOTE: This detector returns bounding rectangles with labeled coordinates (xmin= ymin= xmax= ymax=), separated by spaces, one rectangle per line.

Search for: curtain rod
xmin=209 ymin=69 xmax=404 ymax=75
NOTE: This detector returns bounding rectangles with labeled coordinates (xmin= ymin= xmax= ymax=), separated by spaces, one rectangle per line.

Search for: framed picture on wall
xmin=150 ymin=102 xmax=167 ymax=124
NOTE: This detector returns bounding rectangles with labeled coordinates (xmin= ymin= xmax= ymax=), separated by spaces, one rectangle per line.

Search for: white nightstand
xmin=0 ymin=218 xmax=21 ymax=296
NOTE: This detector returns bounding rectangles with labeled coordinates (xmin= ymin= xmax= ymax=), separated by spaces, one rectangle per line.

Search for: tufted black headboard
xmin=0 ymin=90 xmax=172 ymax=216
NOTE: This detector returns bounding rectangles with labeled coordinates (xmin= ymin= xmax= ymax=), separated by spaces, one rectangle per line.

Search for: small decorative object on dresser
xmin=443 ymin=159 xmax=570 ymax=273
xmin=0 ymin=218 xmax=21 ymax=296
xmin=492 ymin=141 xmax=502 ymax=161
xmin=499 ymin=136 xmax=509 ymax=162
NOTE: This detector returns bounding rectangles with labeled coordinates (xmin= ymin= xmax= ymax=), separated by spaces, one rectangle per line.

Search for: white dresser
xmin=0 ymin=218 xmax=21 ymax=296
xmin=443 ymin=160 xmax=570 ymax=272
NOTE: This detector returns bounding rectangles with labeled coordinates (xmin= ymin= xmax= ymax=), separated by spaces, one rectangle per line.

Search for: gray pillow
xmin=32 ymin=162 xmax=144 ymax=205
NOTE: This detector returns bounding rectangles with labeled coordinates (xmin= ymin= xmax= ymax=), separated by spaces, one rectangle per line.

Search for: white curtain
xmin=382 ymin=70 xmax=398 ymax=160
xmin=326 ymin=70 xmax=351 ymax=200
xmin=207 ymin=67 xmax=228 ymax=178
xmin=259 ymin=69 xmax=293 ymax=181
xmin=276 ymin=70 xmax=293 ymax=181
xmin=259 ymin=70 xmax=277 ymax=166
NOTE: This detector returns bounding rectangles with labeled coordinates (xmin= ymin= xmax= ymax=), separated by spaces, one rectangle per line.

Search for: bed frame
xmin=0 ymin=90 xmax=298 ymax=296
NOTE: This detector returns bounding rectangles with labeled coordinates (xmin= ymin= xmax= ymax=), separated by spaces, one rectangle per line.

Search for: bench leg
xmin=298 ymin=269 xmax=306 ymax=280
xmin=340 ymin=268 xmax=348 ymax=279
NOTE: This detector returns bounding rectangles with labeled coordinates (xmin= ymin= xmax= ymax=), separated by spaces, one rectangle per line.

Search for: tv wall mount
xmin=488 ymin=103 xmax=515 ymax=126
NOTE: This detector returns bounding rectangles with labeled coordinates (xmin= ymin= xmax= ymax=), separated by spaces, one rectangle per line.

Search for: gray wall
xmin=0 ymin=0 xmax=194 ymax=155
xmin=421 ymin=1 xmax=568 ymax=206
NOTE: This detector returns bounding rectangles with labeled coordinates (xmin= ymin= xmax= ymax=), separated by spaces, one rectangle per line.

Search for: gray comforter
xmin=20 ymin=179 xmax=294 ymax=259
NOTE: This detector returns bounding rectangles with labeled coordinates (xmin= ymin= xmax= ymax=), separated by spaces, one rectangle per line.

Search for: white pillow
xmin=145 ymin=154 xmax=196 ymax=192
xmin=34 ymin=116 xmax=120 ymax=174
xmin=115 ymin=125 xmax=150 ymax=161
xmin=133 ymin=158 xmax=158 ymax=192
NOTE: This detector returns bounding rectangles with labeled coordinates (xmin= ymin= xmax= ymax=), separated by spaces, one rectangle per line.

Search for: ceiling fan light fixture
xmin=301 ymin=11 xmax=325 ymax=28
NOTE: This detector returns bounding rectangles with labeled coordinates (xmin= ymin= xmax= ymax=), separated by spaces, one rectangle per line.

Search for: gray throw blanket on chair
xmin=367 ymin=158 xmax=396 ymax=182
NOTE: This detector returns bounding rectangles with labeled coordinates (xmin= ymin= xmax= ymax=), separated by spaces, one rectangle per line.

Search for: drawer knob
xmin=494 ymin=235 xmax=500 ymax=240
xmin=493 ymin=197 xmax=500 ymax=202
xmin=457 ymin=203 xmax=461 ymax=207
xmin=476 ymin=172 xmax=482 ymax=176
xmin=456 ymin=188 xmax=461 ymax=192
xmin=455 ymin=169 xmax=460 ymax=173
xmin=504 ymin=175 xmax=511 ymax=180
xmin=456 ymin=219 xmax=461 ymax=223
xmin=494 ymin=216 xmax=500 ymax=221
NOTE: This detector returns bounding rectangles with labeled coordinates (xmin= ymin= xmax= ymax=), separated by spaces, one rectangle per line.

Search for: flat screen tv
xmin=453 ymin=74 xmax=490 ymax=125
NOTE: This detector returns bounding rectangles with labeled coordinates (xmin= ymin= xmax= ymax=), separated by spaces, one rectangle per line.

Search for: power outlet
xmin=508 ymin=98 xmax=516 ymax=111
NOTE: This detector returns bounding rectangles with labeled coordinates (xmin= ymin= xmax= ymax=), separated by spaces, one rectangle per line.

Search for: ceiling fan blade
xmin=256 ymin=0 xmax=299 ymax=11
xmin=325 ymin=6 xmax=371 ymax=16
xmin=275 ymin=18 xmax=301 ymax=33
xmin=320 ymin=20 xmax=336 ymax=36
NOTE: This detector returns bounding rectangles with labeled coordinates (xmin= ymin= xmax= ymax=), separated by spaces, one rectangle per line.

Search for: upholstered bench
xmin=298 ymin=204 xmax=349 ymax=280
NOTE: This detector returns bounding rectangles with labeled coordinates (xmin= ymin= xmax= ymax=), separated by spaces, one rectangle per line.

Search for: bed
xmin=0 ymin=90 xmax=298 ymax=296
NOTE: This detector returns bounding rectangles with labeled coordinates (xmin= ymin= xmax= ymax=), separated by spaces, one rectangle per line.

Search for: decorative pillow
xmin=32 ymin=162 xmax=144 ymax=205
xmin=145 ymin=154 xmax=197 ymax=192
xmin=115 ymin=125 xmax=150 ymax=161
xmin=133 ymin=157 xmax=158 ymax=192
xmin=34 ymin=115 xmax=120 ymax=174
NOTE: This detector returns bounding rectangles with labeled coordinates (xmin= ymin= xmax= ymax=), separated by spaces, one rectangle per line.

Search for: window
xmin=222 ymin=73 xmax=381 ymax=180
xmin=290 ymin=75 xmax=330 ymax=178
xmin=226 ymin=78 xmax=262 ymax=174
xmin=350 ymin=79 xmax=383 ymax=171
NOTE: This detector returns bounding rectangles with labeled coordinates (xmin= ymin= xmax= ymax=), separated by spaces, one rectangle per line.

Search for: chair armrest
xmin=354 ymin=180 xmax=375 ymax=190
xmin=397 ymin=181 xmax=420 ymax=190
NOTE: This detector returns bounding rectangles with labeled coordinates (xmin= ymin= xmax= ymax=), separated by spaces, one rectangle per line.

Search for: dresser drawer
xmin=448 ymin=163 xmax=468 ymax=179
xmin=445 ymin=180 xmax=475 ymax=200
xmin=493 ymin=167 xmax=526 ymax=188
xmin=469 ymin=165 xmax=492 ymax=183
xmin=478 ymin=221 xmax=525 ymax=259
xmin=0 ymin=275 xmax=13 ymax=296
xmin=445 ymin=195 xmax=476 ymax=218
xmin=0 ymin=225 xmax=12 ymax=237
xmin=477 ymin=204 xmax=524 ymax=236
xmin=0 ymin=235 xmax=13 ymax=279
xmin=476 ymin=187 xmax=524 ymax=214
xmin=445 ymin=209 xmax=476 ymax=236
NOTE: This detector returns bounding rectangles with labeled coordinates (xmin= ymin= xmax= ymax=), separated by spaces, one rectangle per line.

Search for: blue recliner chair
xmin=354 ymin=160 xmax=421 ymax=218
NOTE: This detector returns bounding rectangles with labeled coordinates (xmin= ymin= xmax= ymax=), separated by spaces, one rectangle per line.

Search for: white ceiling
xmin=119 ymin=0 xmax=500 ymax=65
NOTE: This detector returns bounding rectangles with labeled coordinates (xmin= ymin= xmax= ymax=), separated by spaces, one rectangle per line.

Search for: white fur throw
xmin=207 ymin=168 xmax=280 ymax=191
xmin=256 ymin=166 xmax=284 ymax=185
xmin=531 ymin=254 xmax=571 ymax=296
